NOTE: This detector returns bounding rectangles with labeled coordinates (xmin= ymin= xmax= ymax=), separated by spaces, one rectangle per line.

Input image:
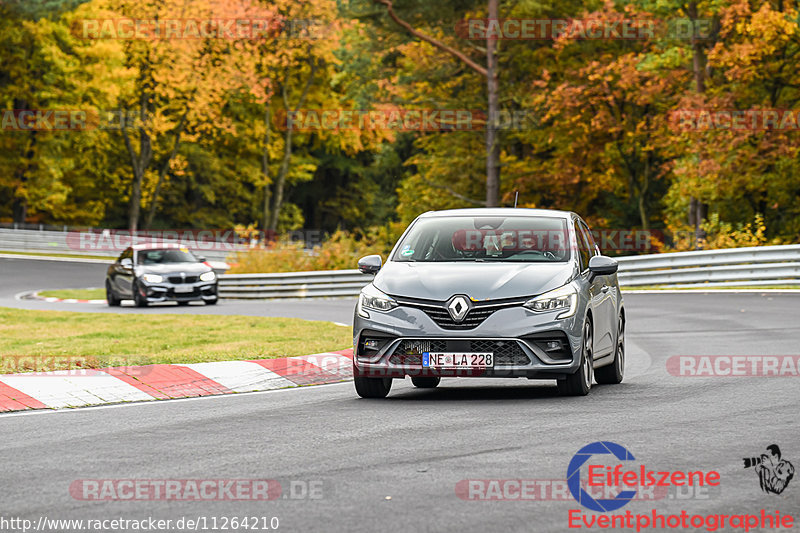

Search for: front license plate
xmin=174 ymin=285 xmax=194 ymax=293
xmin=422 ymin=352 xmax=493 ymax=368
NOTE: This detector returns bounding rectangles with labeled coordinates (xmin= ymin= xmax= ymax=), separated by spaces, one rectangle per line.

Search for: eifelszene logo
xmin=743 ymin=444 xmax=795 ymax=495
xmin=567 ymin=441 xmax=721 ymax=512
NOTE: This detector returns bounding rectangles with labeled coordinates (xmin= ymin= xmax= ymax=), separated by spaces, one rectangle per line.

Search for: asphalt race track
xmin=1 ymin=256 xmax=799 ymax=532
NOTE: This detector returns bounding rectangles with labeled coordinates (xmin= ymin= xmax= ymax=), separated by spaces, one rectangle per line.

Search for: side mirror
xmin=120 ymin=258 xmax=133 ymax=269
xmin=358 ymin=255 xmax=382 ymax=275
xmin=588 ymin=255 xmax=618 ymax=277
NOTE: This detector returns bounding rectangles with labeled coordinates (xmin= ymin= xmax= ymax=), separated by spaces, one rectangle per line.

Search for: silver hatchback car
xmin=352 ymin=208 xmax=625 ymax=398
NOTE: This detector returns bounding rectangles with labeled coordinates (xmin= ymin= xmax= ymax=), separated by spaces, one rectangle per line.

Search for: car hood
xmin=135 ymin=262 xmax=211 ymax=275
xmin=373 ymin=261 xmax=576 ymax=301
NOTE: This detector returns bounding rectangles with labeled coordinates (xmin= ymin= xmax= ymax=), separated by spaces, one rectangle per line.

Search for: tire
xmin=133 ymin=281 xmax=148 ymax=308
xmin=177 ymin=301 xmax=191 ymax=306
xmin=596 ymin=315 xmax=625 ymax=385
xmin=106 ymin=281 xmax=120 ymax=307
xmin=354 ymin=367 xmax=392 ymax=398
xmin=411 ymin=376 xmax=440 ymax=388
xmin=558 ymin=320 xmax=593 ymax=396
xmin=205 ymin=298 xmax=218 ymax=306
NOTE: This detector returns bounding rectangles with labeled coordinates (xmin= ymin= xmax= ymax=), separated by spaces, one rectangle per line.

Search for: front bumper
xmin=353 ymin=303 xmax=584 ymax=379
xmin=139 ymin=280 xmax=218 ymax=303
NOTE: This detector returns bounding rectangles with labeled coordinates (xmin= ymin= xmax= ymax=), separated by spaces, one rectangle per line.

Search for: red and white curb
xmin=0 ymin=349 xmax=353 ymax=413
xmin=22 ymin=290 xmax=106 ymax=304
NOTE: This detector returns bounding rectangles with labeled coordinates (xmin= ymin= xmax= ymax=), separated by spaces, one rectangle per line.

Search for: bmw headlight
xmin=358 ymin=284 xmax=397 ymax=318
xmin=524 ymin=284 xmax=578 ymax=319
xmin=141 ymin=273 xmax=163 ymax=283
xmin=199 ymin=271 xmax=216 ymax=282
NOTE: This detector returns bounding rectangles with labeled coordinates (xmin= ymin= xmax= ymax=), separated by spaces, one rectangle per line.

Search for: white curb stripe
xmin=0 ymin=370 xmax=155 ymax=409
xmin=177 ymin=361 xmax=297 ymax=393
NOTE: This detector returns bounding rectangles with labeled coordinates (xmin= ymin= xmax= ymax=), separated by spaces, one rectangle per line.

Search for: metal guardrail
xmin=219 ymin=270 xmax=372 ymax=299
xmin=0 ymin=228 xmax=238 ymax=262
xmin=615 ymin=244 xmax=800 ymax=287
xmin=218 ymin=244 xmax=800 ymax=299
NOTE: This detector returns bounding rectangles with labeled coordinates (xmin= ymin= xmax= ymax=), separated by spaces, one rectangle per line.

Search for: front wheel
xmin=411 ymin=376 xmax=440 ymax=388
xmin=354 ymin=365 xmax=392 ymax=398
xmin=133 ymin=281 xmax=148 ymax=308
xmin=558 ymin=320 xmax=593 ymax=396
xmin=106 ymin=281 xmax=120 ymax=307
xmin=596 ymin=315 xmax=624 ymax=385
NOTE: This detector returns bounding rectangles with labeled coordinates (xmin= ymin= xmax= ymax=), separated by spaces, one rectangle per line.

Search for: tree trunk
xmin=12 ymin=98 xmax=33 ymax=224
xmin=12 ymin=135 xmax=36 ymax=224
xmin=122 ymin=99 xmax=153 ymax=232
xmin=144 ymin=113 xmax=187 ymax=230
xmin=269 ymin=121 xmax=293 ymax=232
xmin=688 ymin=1 xmax=707 ymax=248
xmin=268 ymin=60 xmax=318 ymax=232
xmin=262 ymin=107 xmax=272 ymax=233
xmin=484 ymin=0 xmax=500 ymax=207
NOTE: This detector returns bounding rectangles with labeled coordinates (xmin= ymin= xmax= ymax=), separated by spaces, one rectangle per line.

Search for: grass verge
xmin=37 ymin=288 xmax=105 ymax=300
xmin=0 ymin=307 xmax=351 ymax=373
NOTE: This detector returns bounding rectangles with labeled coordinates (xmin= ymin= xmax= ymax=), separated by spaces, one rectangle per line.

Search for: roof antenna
xmin=513 ymin=191 xmax=519 ymax=208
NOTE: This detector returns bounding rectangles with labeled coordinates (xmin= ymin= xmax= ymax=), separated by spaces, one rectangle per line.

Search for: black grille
xmin=420 ymin=306 xmax=498 ymax=330
xmin=390 ymin=339 xmax=530 ymax=366
xmin=396 ymin=297 xmax=524 ymax=330
xmin=168 ymin=275 xmax=198 ymax=284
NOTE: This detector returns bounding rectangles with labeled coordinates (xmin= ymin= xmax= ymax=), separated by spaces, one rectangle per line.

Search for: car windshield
xmin=392 ymin=216 xmax=570 ymax=263
xmin=137 ymin=249 xmax=197 ymax=265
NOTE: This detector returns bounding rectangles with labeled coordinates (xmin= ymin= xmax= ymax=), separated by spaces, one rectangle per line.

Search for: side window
xmin=573 ymin=220 xmax=591 ymax=271
xmin=578 ymin=221 xmax=599 ymax=257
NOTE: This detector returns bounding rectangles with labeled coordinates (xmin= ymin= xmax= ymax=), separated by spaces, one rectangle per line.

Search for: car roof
xmin=418 ymin=207 xmax=575 ymax=219
xmin=131 ymin=243 xmax=189 ymax=251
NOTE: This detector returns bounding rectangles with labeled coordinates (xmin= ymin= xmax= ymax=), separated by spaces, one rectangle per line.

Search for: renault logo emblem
xmin=447 ymin=295 xmax=471 ymax=322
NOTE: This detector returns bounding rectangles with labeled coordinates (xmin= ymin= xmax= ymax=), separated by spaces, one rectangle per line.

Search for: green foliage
xmin=229 ymin=225 xmax=403 ymax=273
xmin=2 ymin=0 xmax=800 ymax=251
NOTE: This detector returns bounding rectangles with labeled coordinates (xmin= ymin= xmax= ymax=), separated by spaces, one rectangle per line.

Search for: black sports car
xmin=106 ymin=244 xmax=219 ymax=307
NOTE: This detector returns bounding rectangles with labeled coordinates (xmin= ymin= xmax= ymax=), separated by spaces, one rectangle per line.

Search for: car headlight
xmin=199 ymin=271 xmax=216 ymax=282
xmin=523 ymin=284 xmax=578 ymax=319
xmin=141 ymin=273 xmax=163 ymax=283
xmin=358 ymin=284 xmax=397 ymax=318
